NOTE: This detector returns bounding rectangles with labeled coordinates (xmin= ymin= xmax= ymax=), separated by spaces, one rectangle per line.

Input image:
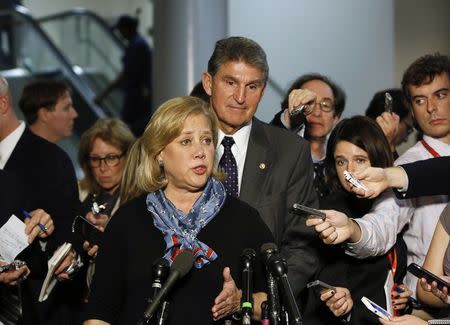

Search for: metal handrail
xmin=0 ymin=5 xmax=107 ymax=118
xmin=37 ymin=7 xmax=125 ymax=51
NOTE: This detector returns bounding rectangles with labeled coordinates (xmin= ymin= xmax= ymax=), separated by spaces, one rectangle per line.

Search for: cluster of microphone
xmin=138 ymin=250 xmax=194 ymax=325
xmin=138 ymin=243 xmax=302 ymax=325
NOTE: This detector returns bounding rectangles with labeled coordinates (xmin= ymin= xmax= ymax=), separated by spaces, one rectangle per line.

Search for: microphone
xmin=261 ymin=243 xmax=302 ymax=325
xmin=140 ymin=250 xmax=194 ymax=324
xmin=151 ymin=258 xmax=170 ymax=325
xmin=240 ymin=248 xmax=256 ymax=325
xmin=260 ymin=243 xmax=281 ymax=325
xmin=151 ymin=258 xmax=170 ymax=298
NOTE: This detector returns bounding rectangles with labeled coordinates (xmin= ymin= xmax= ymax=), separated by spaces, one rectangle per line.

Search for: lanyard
xmin=421 ymin=140 xmax=441 ymax=158
xmin=388 ymin=248 xmax=398 ymax=277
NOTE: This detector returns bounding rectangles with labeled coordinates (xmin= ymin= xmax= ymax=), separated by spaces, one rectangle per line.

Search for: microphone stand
xmin=240 ymin=249 xmax=256 ymax=325
xmin=261 ymin=243 xmax=302 ymax=325
xmin=266 ymin=270 xmax=282 ymax=325
xmin=271 ymin=258 xmax=302 ymax=325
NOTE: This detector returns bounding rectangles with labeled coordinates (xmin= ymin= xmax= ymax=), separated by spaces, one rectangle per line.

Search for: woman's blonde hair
xmin=120 ymin=96 xmax=222 ymax=204
xmin=78 ymin=118 xmax=136 ymax=194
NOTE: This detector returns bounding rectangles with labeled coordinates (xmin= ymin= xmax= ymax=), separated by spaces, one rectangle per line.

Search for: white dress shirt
xmin=346 ymin=135 xmax=450 ymax=295
xmin=0 ymin=121 xmax=25 ymax=169
xmin=216 ymin=121 xmax=252 ymax=195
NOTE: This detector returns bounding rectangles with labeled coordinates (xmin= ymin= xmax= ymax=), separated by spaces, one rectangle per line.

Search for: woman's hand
xmin=321 ymin=287 xmax=353 ymax=317
xmin=419 ymin=277 xmax=450 ymax=305
xmin=379 ymin=314 xmax=427 ymax=324
xmin=391 ymin=284 xmax=413 ymax=311
xmin=86 ymin=212 xmax=108 ymax=231
xmin=211 ymin=267 xmax=241 ymax=321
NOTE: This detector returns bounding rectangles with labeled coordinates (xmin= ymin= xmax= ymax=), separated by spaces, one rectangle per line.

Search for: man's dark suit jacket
xmin=395 ymin=156 xmax=450 ymax=198
xmin=4 ymin=127 xmax=82 ymax=325
xmin=239 ymin=118 xmax=319 ymax=296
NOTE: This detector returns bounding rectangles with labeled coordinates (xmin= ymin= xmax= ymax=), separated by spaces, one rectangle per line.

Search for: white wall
xmin=228 ymin=0 xmax=395 ymax=122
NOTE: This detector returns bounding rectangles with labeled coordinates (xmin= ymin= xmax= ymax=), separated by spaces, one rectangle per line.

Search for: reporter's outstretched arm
xmin=306 ymin=209 xmax=361 ymax=245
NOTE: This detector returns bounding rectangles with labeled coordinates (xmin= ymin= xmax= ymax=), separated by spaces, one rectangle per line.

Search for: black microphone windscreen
xmin=261 ymin=242 xmax=278 ymax=255
xmin=153 ymin=257 xmax=170 ymax=268
xmin=171 ymin=250 xmax=194 ymax=278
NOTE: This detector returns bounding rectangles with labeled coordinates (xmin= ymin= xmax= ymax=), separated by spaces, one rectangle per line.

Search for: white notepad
xmin=38 ymin=242 xmax=72 ymax=302
xmin=0 ymin=214 xmax=29 ymax=262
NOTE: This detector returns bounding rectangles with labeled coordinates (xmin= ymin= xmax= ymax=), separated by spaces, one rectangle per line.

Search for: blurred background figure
xmin=365 ymin=88 xmax=415 ymax=158
xmin=77 ymin=118 xmax=135 ymax=266
xmin=19 ymin=79 xmax=78 ymax=144
xmin=94 ymin=15 xmax=152 ymax=136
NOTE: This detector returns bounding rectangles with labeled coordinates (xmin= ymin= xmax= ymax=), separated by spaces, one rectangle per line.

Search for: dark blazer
xmin=239 ymin=118 xmax=319 ymax=296
xmin=4 ymin=127 xmax=82 ymax=325
xmin=395 ymin=156 xmax=450 ymax=198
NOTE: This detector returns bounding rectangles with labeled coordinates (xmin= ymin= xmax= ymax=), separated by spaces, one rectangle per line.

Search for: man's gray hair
xmin=0 ymin=75 xmax=9 ymax=96
xmin=207 ymin=36 xmax=269 ymax=83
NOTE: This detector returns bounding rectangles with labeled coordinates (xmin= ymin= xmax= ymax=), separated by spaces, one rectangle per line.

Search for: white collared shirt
xmin=346 ymin=135 xmax=450 ymax=296
xmin=216 ymin=121 xmax=252 ymax=194
xmin=0 ymin=121 xmax=25 ymax=169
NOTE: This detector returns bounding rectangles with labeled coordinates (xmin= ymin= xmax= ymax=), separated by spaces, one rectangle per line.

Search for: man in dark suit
xmin=0 ymin=170 xmax=56 ymax=325
xmin=0 ymin=74 xmax=83 ymax=324
xmin=202 ymin=37 xmax=319 ymax=312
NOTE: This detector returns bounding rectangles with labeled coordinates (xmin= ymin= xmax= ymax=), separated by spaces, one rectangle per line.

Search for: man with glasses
xmin=19 ymin=79 xmax=78 ymax=144
xmin=272 ymin=73 xmax=346 ymax=199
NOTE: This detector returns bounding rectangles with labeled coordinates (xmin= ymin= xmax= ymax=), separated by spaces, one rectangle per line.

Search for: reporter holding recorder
xmin=83 ymin=96 xmax=273 ymax=325
xmin=76 ymin=118 xmax=135 ymax=298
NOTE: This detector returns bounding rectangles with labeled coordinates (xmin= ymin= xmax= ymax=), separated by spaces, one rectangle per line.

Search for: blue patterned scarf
xmin=146 ymin=177 xmax=226 ymax=269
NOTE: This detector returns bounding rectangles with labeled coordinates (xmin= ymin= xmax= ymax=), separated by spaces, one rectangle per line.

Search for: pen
xmin=22 ymin=210 xmax=49 ymax=233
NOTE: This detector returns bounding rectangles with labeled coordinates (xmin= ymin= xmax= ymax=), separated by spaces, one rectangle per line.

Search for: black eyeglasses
xmin=88 ymin=153 xmax=124 ymax=168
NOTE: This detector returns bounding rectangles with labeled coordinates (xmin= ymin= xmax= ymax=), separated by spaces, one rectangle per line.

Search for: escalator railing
xmin=0 ymin=5 xmax=111 ymax=176
xmin=38 ymin=8 xmax=127 ymax=117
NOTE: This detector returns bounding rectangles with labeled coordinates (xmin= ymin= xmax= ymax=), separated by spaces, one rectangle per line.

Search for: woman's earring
xmin=158 ymin=160 xmax=165 ymax=180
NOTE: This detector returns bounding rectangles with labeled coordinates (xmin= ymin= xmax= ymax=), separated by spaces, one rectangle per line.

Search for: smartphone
xmin=361 ymin=296 xmax=392 ymax=321
xmin=307 ymin=280 xmax=336 ymax=295
xmin=72 ymin=215 xmax=103 ymax=246
xmin=0 ymin=260 xmax=26 ymax=274
xmin=407 ymin=263 xmax=450 ymax=290
xmin=343 ymin=170 xmax=368 ymax=191
xmin=384 ymin=92 xmax=393 ymax=113
xmin=291 ymin=203 xmax=326 ymax=220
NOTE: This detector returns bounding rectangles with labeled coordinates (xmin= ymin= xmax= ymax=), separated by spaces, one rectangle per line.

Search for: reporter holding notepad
xmin=83 ymin=97 xmax=273 ymax=325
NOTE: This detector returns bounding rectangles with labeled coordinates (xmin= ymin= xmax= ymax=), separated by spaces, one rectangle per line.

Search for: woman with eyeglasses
xmin=77 ymin=118 xmax=135 ymax=268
